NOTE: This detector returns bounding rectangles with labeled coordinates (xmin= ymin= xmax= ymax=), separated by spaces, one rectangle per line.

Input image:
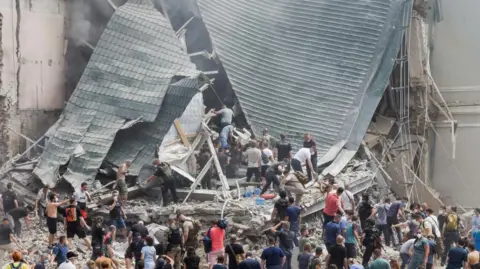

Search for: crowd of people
xmin=0 ymin=105 xmax=478 ymax=269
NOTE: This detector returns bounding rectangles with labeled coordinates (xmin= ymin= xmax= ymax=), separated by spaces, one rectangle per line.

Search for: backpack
xmin=445 ymin=213 xmax=459 ymax=231
xmin=294 ymin=171 xmax=309 ymax=186
xmin=65 ymin=206 xmax=78 ymax=222
xmin=309 ymin=257 xmax=320 ymax=269
xmin=168 ymin=226 xmax=182 ymax=246
xmin=203 ymin=228 xmax=212 ymax=253
xmin=219 ymin=219 xmax=228 ymax=229
xmin=261 ymin=150 xmax=269 ymax=164
xmin=187 ymin=220 xmax=201 ymax=242
xmin=8 ymin=263 xmax=23 ymax=269
xmin=228 ymin=244 xmax=244 ymax=265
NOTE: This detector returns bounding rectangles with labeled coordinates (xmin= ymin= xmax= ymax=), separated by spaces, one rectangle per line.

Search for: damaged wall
xmin=0 ymin=0 xmax=66 ymax=163
xmin=430 ymin=0 xmax=480 ymax=207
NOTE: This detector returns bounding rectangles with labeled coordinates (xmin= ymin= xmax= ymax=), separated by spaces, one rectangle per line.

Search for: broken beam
xmin=173 ymin=120 xmax=191 ymax=148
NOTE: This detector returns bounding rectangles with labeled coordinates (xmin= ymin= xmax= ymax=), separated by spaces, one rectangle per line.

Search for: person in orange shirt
xmin=207 ymin=220 xmax=226 ymax=269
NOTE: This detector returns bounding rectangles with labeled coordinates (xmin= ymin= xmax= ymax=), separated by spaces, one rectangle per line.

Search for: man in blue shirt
xmin=261 ymin=237 xmax=285 ymax=269
xmin=324 ymin=214 xmax=341 ymax=251
xmin=239 ymin=252 xmax=261 ymax=269
xmin=372 ymin=198 xmax=390 ymax=247
xmin=427 ymin=235 xmax=437 ymax=269
xmin=386 ymin=197 xmax=407 ymax=246
xmin=285 ymin=197 xmax=301 ymax=246
xmin=446 ymin=238 xmax=467 ymax=269
xmin=50 ymin=236 xmax=68 ymax=267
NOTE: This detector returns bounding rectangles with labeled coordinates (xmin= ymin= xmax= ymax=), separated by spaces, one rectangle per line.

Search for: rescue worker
xmin=166 ymin=216 xmax=183 ymax=269
xmin=176 ymin=211 xmax=200 ymax=249
xmin=147 ymin=159 xmax=178 ymax=205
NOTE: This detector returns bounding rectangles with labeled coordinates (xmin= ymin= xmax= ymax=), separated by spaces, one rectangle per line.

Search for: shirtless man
xmin=46 ymin=193 xmax=69 ymax=247
xmin=116 ymin=160 xmax=131 ymax=205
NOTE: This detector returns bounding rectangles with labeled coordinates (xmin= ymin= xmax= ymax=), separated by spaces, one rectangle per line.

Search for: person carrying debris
xmin=244 ymin=141 xmax=261 ymax=182
xmin=7 ymin=205 xmax=32 ymax=237
xmin=291 ymin=147 xmax=316 ymax=182
xmin=213 ymin=104 xmax=234 ymax=128
xmin=148 ymin=159 xmax=178 ymax=205
xmin=260 ymin=160 xmax=285 ymax=195
xmin=74 ymin=182 xmax=92 ymax=219
xmin=386 ymin=197 xmax=407 ymax=246
xmin=166 ymin=216 xmax=183 ymax=269
xmin=64 ymin=197 xmax=91 ymax=250
xmin=116 ymin=160 xmax=131 ymax=205
xmin=260 ymin=142 xmax=274 ymax=178
xmin=220 ymin=125 xmax=234 ymax=149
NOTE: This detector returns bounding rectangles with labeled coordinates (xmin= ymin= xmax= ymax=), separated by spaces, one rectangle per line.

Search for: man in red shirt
xmin=207 ymin=220 xmax=225 ymax=268
xmin=323 ymin=187 xmax=345 ymax=230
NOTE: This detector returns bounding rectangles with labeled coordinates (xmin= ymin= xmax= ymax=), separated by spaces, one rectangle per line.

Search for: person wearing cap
xmin=148 ymin=159 xmax=178 ymax=205
xmin=128 ymin=220 xmax=148 ymax=244
xmin=225 ymin=234 xmax=245 ymax=269
xmin=4 ymin=251 xmax=29 ymax=269
xmin=238 ymin=252 xmax=261 ymax=269
xmin=57 ymin=251 xmax=78 ymax=269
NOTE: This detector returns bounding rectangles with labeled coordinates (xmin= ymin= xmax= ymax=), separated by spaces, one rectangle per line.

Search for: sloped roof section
xmin=34 ymin=1 xmax=202 ymax=187
xmin=198 ymin=0 xmax=411 ymax=167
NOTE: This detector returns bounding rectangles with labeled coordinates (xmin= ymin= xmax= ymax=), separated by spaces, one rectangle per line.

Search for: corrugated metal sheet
xmin=34 ymin=1 xmax=204 ymax=187
xmin=197 ymin=0 xmax=410 ymax=167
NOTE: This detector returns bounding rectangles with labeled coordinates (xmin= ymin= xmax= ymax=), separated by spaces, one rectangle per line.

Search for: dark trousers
xmin=281 ymin=249 xmax=292 ymax=269
xmin=291 ymin=159 xmax=303 ymax=173
xmin=13 ymin=219 xmax=21 ymax=237
xmin=246 ymin=167 xmax=260 ymax=182
xmin=162 ymin=179 xmax=178 ymax=204
xmin=201 ymin=175 xmax=212 ymax=190
xmin=442 ymin=231 xmax=460 ymax=264
xmin=400 ymin=253 xmax=410 ymax=269
xmin=362 ymin=245 xmax=375 ymax=267
xmin=376 ymin=224 xmax=389 ymax=245
xmin=306 ymin=155 xmax=317 ymax=181
xmin=261 ymin=173 xmax=280 ymax=195
xmin=323 ymin=213 xmax=334 ymax=229
xmin=387 ymin=215 xmax=402 ymax=246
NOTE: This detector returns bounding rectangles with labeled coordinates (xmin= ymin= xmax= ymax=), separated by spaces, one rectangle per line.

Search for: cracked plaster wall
xmin=0 ymin=0 xmax=66 ymax=164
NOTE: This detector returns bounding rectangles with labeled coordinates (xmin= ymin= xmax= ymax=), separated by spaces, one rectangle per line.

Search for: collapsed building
xmin=0 ymin=0 xmax=467 ymax=264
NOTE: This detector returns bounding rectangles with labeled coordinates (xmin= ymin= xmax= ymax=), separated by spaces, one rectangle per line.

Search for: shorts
xmin=66 ymin=224 xmax=86 ymax=239
xmin=47 ymin=217 xmax=57 ymax=234
xmin=207 ymin=249 xmax=225 ymax=265
xmin=345 ymin=243 xmax=357 ymax=258
xmin=117 ymin=179 xmax=128 ymax=196
xmin=112 ymin=218 xmax=126 ymax=229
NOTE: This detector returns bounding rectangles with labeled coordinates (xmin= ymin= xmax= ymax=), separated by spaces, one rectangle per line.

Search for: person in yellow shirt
xmin=4 ymin=251 xmax=30 ymax=269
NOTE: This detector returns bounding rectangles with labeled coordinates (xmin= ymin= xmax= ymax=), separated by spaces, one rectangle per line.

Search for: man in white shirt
xmin=35 ymin=186 xmax=51 ymax=227
xmin=423 ymin=208 xmax=444 ymax=256
xmin=244 ymin=141 xmax=262 ymax=182
xmin=340 ymin=184 xmax=355 ymax=212
xmin=260 ymin=142 xmax=274 ymax=178
xmin=291 ymin=147 xmax=316 ymax=180
xmin=214 ymin=104 xmax=234 ymax=128
xmin=58 ymin=251 xmax=78 ymax=269
xmin=74 ymin=182 xmax=92 ymax=219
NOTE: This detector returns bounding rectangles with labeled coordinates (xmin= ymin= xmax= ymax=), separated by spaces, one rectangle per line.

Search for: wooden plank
xmin=173 ymin=120 xmax=191 ymax=148
xmin=171 ymin=165 xmax=196 ymax=183
xmin=207 ymin=138 xmax=230 ymax=197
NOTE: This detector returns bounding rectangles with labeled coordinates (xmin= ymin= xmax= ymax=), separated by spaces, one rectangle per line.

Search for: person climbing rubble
xmin=108 ymin=191 xmax=127 ymax=241
xmin=225 ymin=234 xmax=245 ymax=269
xmin=244 ymin=141 xmax=261 ymax=183
xmin=260 ymin=159 xmax=285 ymax=195
xmin=35 ymin=185 xmax=51 ymax=228
xmin=274 ymin=134 xmax=291 ymax=162
xmin=116 ymin=160 xmax=131 ymax=205
xmin=285 ymin=197 xmax=301 ymax=247
xmin=302 ymin=134 xmax=317 ymax=182
xmin=291 ymin=147 xmax=316 ymax=182
xmin=103 ymin=225 xmax=120 ymax=268
xmin=74 ymin=182 xmax=92 ymax=220
xmin=7 ymin=205 xmax=32 ymax=237
xmin=260 ymin=143 xmax=274 ymax=179
xmin=271 ymin=190 xmax=289 ymax=224
xmin=212 ymin=104 xmax=234 ymax=128
xmin=147 ymin=159 xmax=178 ymax=205
xmin=386 ymin=197 xmax=407 ymax=246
